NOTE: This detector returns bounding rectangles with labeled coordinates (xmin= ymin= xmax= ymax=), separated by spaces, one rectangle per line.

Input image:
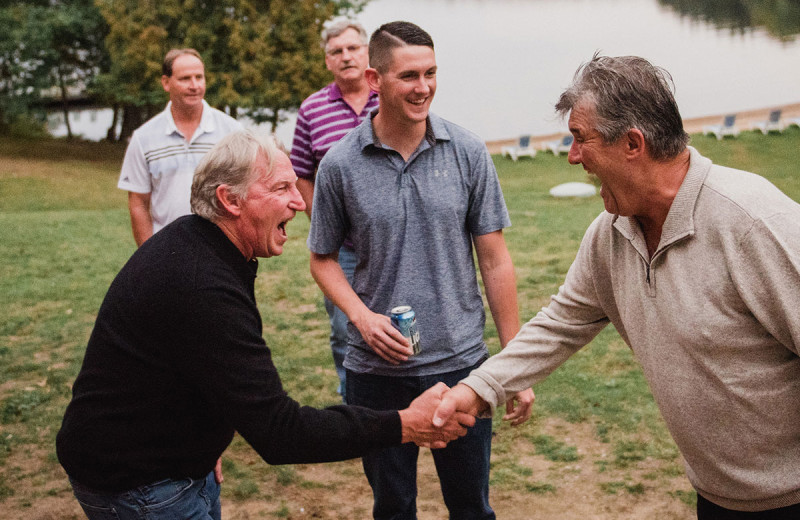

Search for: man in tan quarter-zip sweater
xmin=434 ymin=54 xmax=800 ymax=519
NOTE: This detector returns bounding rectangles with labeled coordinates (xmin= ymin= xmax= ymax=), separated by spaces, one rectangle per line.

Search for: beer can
xmin=390 ymin=305 xmax=421 ymax=355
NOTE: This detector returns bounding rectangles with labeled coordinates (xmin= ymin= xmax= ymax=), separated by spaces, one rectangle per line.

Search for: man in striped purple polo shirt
xmin=290 ymin=18 xmax=378 ymax=403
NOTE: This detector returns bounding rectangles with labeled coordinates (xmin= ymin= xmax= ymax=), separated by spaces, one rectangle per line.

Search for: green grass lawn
xmin=1 ymin=127 xmax=798 ymax=516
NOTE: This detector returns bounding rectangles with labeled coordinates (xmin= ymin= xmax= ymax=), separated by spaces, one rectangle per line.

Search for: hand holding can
xmin=390 ymin=306 xmax=421 ymax=355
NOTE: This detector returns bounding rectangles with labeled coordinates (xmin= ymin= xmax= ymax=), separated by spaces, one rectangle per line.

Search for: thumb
xmin=432 ymin=395 xmax=455 ymax=427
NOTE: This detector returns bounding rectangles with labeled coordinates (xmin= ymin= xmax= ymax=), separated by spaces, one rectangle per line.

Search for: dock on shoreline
xmin=485 ymin=102 xmax=800 ymax=155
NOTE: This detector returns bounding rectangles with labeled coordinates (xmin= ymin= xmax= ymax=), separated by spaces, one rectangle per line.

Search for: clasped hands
xmin=399 ymin=382 xmax=535 ymax=449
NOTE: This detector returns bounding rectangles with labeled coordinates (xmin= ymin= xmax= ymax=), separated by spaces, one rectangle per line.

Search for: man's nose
xmin=290 ymin=185 xmax=306 ymax=211
xmin=567 ymin=141 xmax=581 ymax=165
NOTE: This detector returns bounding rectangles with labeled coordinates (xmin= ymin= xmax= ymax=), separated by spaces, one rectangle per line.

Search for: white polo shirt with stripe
xmin=118 ymin=100 xmax=241 ymax=232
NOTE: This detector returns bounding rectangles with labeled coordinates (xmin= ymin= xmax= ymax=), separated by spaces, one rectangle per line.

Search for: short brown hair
xmin=162 ymin=48 xmax=203 ymax=77
xmin=369 ymin=21 xmax=433 ymax=73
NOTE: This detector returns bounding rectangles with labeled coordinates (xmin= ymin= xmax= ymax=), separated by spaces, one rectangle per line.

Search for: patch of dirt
xmin=5 ymin=418 xmax=695 ymax=519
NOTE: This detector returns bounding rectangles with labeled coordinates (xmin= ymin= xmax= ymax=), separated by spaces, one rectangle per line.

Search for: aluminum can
xmin=390 ymin=305 xmax=421 ymax=355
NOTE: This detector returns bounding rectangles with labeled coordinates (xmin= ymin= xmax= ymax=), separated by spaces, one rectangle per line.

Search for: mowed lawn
xmin=1 ymin=127 xmax=798 ymax=518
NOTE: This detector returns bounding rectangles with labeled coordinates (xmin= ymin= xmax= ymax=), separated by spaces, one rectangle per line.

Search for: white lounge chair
xmin=501 ymin=135 xmax=536 ymax=161
xmin=543 ymin=135 xmax=573 ymax=155
xmin=751 ymin=110 xmax=782 ymax=134
xmin=782 ymin=117 xmax=800 ymax=130
xmin=703 ymin=114 xmax=739 ymax=140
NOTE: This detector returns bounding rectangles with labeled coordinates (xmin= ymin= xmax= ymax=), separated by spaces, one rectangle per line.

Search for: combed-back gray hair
xmin=369 ymin=21 xmax=434 ymax=74
xmin=321 ymin=18 xmax=368 ymax=50
xmin=191 ymin=129 xmax=279 ymax=222
xmin=555 ymin=53 xmax=689 ymax=161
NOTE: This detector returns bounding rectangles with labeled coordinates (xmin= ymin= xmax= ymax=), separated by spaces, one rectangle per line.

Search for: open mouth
xmin=277 ymin=220 xmax=288 ymax=238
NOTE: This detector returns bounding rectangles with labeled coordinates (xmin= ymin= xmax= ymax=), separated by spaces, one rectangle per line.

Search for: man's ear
xmin=161 ymin=75 xmax=170 ymax=93
xmin=216 ymin=184 xmax=242 ymax=217
xmin=625 ymin=128 xmax=646 ymax=159
xmin=365 ymin=67 xmax=380 ymax=92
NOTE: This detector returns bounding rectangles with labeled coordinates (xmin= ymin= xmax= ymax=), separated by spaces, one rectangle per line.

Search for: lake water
xmin=48 ymin=0 xmax=800 ymax=144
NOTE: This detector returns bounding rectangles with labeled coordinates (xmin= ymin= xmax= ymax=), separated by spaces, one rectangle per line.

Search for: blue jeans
xmin=697 ymin=494 xmax=800 ymax=519
xmin=324 ymin=246 xmax=356 ymax=403
xmin=347 ymin=361 xmax=495 ymax=520
xmin=70 ymin=471 xmax=221 ymax=520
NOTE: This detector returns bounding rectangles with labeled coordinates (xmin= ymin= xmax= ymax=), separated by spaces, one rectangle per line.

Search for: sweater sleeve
xmin=730 ymin=212 xmax=800 ymax=355
xmin=176 ymin=275 xmax=401 ymax=464
xmin=462 ymin=215 xmax=611 ymax=414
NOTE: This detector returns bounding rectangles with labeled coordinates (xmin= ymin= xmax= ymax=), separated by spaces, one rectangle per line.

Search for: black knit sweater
xmin=57 ymin=215 xmax=400 ymax=492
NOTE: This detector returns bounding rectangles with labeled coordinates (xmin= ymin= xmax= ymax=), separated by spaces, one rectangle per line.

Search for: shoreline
xmin=485 ymin=102 xmax=800 ymax=155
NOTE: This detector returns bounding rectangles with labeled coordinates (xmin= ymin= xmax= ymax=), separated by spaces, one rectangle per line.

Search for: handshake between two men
xmin=399 ymin=382 xmax=535 ymax=448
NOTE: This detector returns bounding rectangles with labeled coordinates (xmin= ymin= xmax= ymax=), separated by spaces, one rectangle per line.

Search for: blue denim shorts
xmin=70 ymin=471 xmax=221 ymax=520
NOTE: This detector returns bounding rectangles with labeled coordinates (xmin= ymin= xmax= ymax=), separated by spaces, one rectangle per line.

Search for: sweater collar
xmin=613 ymin=146 xmax=712 ymax=255
xmin=192 ymin=215 xmax=259 ymax=278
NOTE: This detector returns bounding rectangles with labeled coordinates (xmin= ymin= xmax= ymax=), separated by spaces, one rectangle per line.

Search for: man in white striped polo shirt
xmin=118 ymin=48 xmax=241 ymax=246
xmin=290 ymin=19 xmax=378 ymax=402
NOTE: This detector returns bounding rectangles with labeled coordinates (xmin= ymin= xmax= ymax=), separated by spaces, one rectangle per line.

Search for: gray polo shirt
xmin=308 ymin=112 xmax=511 ymax=376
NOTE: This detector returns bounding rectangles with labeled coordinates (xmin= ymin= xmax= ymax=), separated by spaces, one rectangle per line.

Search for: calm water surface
xmin=49 ymin=0 xmax=800 ymax=143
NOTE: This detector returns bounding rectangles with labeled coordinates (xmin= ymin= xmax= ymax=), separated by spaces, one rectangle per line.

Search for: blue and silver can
xmin=390 ymin=305 xmax=421 ymax=355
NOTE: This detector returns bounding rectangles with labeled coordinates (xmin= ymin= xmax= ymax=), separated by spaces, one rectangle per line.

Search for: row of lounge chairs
xmin=703 ymin=110 xmax=800 ymax=140
xmin=503 ymin=110 xmax=799 ymax=159
xmin=501 ymin=134 xmax=574 ymax=161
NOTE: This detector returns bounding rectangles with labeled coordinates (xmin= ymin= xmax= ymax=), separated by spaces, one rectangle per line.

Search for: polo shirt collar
xmin=613 ymin=146 xmax=712 ymax=254
xmin=163 ymin=99 xmax=216 ymax=137
xmin=327 ymin=82 xmax=344 ymax=102
xmin=358 ymin=110 xmax=452 ymax=152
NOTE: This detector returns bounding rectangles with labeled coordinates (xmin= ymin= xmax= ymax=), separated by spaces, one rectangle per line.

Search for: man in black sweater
xmin=56 ymin=129 xmax=473 ymax=520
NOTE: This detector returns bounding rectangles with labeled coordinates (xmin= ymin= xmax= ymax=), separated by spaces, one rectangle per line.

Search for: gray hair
xmin=555 ymin=53 xmax=689 ymax=161
xmin=321 ymin=18 xmax=368 ymax=50
xmin=191 ymin=129 xmax=279 ymax=222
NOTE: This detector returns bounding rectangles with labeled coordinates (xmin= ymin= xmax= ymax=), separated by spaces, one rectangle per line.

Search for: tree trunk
xmin=58 ymin=69 xmax=73 ymax=139
xmin=106 ymin=104 xmax=119 ymax=141
xmin=268 ymin=109 xmax=278 ymax=133
xmin=119 ymin=104 xmax=145 ymax=142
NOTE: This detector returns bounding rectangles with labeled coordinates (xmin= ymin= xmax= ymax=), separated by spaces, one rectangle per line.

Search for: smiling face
xmin=370 ymin=45 xmax=437 ymax=127
xmin=161 ymin=53 xmax=206 ymax=112
xmin=237 ymin=152 xmax=306 ymax=259
xmin=325 ymin=27 xmax=369 ymax=86
xmin=567 ymin=101 xmax=635 ymax=216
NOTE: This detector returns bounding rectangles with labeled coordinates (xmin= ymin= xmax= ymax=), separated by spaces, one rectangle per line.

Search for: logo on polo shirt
xmin=434 ymin=169 xmax=448 ymax=177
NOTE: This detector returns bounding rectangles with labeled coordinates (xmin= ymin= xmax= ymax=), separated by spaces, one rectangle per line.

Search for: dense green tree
xmin=96 ymin=0 xmax=366 ymax=140
xmin=0 ymin=0 xmax=108 ymax=137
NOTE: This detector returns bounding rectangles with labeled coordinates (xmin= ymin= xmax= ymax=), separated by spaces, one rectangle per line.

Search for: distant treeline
xmin=659 ymin=0 xmax=800 ymax=41
xmin=0 ymin=0 xmax=368 ymax=140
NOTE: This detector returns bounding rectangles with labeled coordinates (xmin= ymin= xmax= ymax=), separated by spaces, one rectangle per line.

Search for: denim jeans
xmin=324 ymin=245 xmax=357 ymax=403
xmin=70 ymin=471 xmax=221 ymax=520
xmin=697 ymin=494 xmax=800 ymax=519
xmin=347 ymin=361 xmax=495 ymax=520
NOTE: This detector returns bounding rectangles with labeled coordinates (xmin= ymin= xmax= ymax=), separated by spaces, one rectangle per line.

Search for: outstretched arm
xmin=474 ymin=231 xmax=535 ymax=426
xmin=400 ymin=382 xmax=476 ymax=448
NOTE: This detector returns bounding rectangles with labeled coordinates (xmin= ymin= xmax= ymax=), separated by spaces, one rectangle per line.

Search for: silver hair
xmin=555 ymin=53 xmax=689 ymax=161
xmin=321 ymin=17 xmax=368 ymax=50
xmin=190 ymin=129 xmax=279 ymax=222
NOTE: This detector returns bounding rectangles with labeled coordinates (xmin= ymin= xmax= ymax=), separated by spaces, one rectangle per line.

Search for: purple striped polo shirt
xmin=290 ymin=82 xmax=379 ymax=179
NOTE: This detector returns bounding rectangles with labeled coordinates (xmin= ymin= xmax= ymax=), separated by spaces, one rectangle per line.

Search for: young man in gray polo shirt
xmin=308 ymin=21 xmax=534 ymax=519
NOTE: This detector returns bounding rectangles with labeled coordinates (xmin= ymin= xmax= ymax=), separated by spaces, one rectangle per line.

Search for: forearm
xmin=482 ymin=257 xmax=520 ymax=347
xmin=475 ymin=231 xmax=520 ymax=347
xmin=310 ymin=252 xmax=370 ymax=324
xmin=127 ymin=192 xmax=153 ymax=247
xmin=296 ymin=177 xmax=314 ymax=219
